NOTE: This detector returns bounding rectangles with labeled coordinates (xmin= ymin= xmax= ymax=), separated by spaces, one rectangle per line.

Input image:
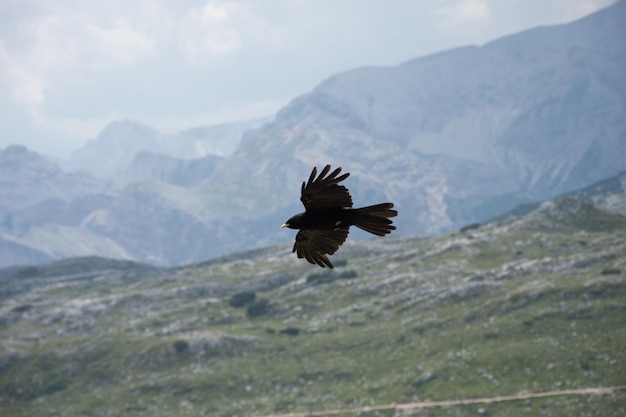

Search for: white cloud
xmin=0 ymin=38 xmax=45 ymax=116
xmin=19 ymin=13 xmax=156 ymax=73
xmin=85 ymin=20 xmax=156 ymax=67
xmin=551 ymin=0 xmax=617 ymax=21
xmin=435 ymin=0 xmax=492 ymax=27
xmin=182 ymin=2 xmax=243 ymax=58
xmin=0 ymin=4 xmax=159 ymax=147
xmin=178 ymin=0 xmax=286 ymax=64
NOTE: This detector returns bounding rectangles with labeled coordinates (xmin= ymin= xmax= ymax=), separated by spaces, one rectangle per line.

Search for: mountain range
xmin=67 ymin=117 xmax=271 ymax=178
xmin=1 ymin=0 xmax=625 ymax=268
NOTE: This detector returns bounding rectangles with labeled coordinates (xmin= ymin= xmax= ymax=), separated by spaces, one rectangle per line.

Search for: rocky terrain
xmin=0 ymin=192 xmax=624 ymax=416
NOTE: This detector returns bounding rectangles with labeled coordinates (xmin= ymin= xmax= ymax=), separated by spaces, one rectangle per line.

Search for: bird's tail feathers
xmin=354 ymin=203 xmax=397 ymax=236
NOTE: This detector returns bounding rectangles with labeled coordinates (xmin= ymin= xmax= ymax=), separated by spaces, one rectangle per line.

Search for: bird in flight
xmin=281 ymin=165 xmax=397 ymax=268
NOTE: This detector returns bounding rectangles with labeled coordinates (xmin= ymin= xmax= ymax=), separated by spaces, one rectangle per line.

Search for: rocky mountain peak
xmin=1 ymin=2 xmax=625 ymax=268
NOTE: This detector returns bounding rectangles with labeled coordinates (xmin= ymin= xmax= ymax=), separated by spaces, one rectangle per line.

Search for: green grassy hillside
xmin=1 ymin=197 xmax=625 ymax=416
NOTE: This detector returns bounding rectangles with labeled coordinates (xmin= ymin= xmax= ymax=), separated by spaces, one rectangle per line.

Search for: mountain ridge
xmin=1 ymin=1 xmax=625 ymax=267
xmin=68 ymin=117 xmax=271 ymax=178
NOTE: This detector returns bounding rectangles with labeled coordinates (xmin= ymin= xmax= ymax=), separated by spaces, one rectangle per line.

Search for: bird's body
xmin=281 ymin=165 xmax=397 ymax=268
xmin=283 ymin=208 xmax=352 ymax=230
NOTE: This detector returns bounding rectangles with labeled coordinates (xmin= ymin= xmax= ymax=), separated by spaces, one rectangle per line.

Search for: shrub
xmin=307 ymin=269 xmax=358 ymax=285
xmin=279 ymin=327 xmax=300 ymax=336
xmin=172 ymin=339 xmax=189 ymax=354
xmin=460 ymin=223 xmax=481 ymax=233
xmin=338 ymin=270 xmax=358 ymax=280
xmin=229 ymin=291 xmax=256 ymax=308
xmin=12 ymin=304 xmax=32 ymax=313
xmin=306 ymin=271 xmax=335 ymax=285
xmin=17 ymin=266 xmax=39 ymax=279
xmin=246 ymin=299 xmax=270 ymax=318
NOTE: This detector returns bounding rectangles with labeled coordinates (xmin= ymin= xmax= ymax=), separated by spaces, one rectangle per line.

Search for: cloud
xmin=85 ymin=20 xmax=156 ymax=67
xmin=550 ymin=0 xmax=617 ymax=21
xmin=178 ymin=0 xmax=285 ymax=64
xmin=19 ymin=12 xmax=156 ymax=73
xmin=435 ymin=0 xmax=492 ymax=27
xmin=181 ymin=2 xmax=243 ymax=59
xmin=0 ymin=4 xmax=158 ymax=146
xmin=0 ymin=38 xmax=45 ymax=116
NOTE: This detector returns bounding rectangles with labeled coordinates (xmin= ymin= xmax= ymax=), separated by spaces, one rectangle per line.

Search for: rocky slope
xmin=207 ymin=0 xmax=626 ymax=227
xmin=0 ymin=192 xmax=624 ymax=416
xmin=0 ymin=145 xmax=104 ymax=214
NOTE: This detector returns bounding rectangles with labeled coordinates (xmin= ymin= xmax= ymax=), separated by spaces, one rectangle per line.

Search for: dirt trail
xmin=261 ymin=385 xmax=626 ymax=417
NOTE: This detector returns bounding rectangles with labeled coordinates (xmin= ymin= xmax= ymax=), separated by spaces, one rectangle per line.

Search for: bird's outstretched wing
xmin=293 ymin=228 xmax=349 ymax=268
xmin=300 ymin=165 xmax=353 ymax=210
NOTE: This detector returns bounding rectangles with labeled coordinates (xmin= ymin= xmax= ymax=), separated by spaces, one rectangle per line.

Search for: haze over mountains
xmin=1 ymin=1 xmax=625 ymax=268
xmin=68 ymin=117 xmax=271 ymax=178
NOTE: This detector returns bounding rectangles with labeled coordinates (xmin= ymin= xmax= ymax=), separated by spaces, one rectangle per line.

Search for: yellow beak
xmin=280 ymin=223 xmax=288 ymax=228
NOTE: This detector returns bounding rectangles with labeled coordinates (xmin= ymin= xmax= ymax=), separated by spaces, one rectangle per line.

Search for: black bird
xmin=281 ymin=165 xmax=397 ymax=268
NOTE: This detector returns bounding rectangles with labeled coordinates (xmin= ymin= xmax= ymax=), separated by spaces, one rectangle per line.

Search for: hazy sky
xmin=0 ymin=0 xmax=617 ymax=157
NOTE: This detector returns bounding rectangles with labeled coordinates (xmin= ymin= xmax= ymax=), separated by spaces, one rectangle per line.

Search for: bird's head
xmin=281 ymin=213 xmax=304 ymax=229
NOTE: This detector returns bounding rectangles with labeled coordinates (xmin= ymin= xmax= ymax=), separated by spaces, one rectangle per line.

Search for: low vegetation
xmin=0 ymin=198 xmax=625 ymax=416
